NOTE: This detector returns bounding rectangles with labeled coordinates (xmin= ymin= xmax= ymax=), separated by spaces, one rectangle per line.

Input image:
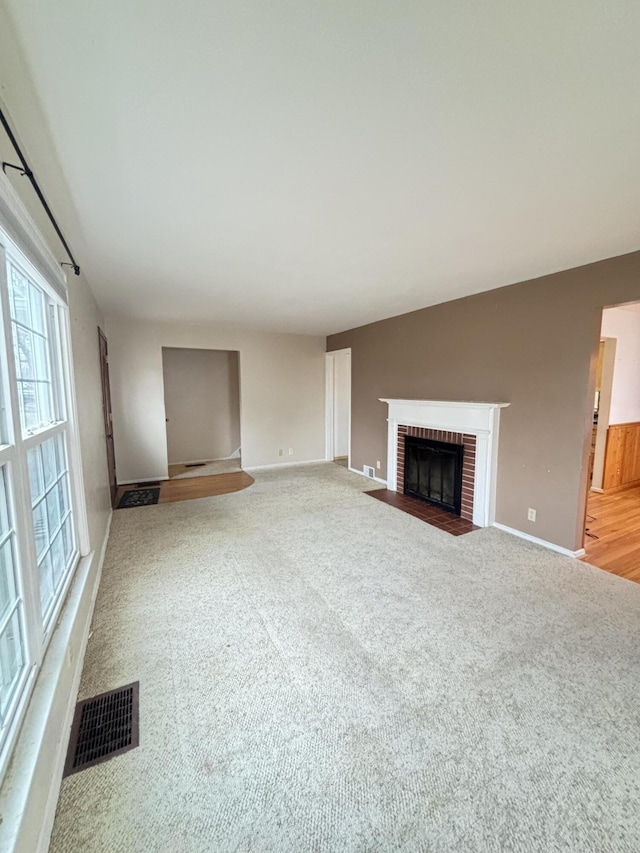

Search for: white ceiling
xmin=3 ymin=1 xmax=640 ymax=335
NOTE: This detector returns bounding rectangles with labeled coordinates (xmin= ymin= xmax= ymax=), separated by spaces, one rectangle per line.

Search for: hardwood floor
xmin=583 ymin=485 xmax=640 ymax=583
xmin=167 ymin=460 xmax=242 ymax=478
xmin=115 ymin=471 xmax=254 ymax=507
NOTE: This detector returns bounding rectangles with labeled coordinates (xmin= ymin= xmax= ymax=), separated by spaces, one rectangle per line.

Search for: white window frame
xmin=0 ymin=224 xmax=89 ymax=782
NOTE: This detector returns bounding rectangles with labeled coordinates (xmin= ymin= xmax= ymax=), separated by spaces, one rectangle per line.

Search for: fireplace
xmin=380 ymin=399 xmax=509 ymax=528
xmin=398 ymin=425 xmax=475 ymax=520
xmin=404 ymin=435 xmax=463 ymax=515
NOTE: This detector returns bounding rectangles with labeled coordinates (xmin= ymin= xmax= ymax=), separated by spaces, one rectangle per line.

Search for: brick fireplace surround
xmin=397 ymin=425 xmax=476 ymax=522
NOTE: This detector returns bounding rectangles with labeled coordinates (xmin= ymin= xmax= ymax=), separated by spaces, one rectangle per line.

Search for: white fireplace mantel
xmin=380 ymin=399 xmax=509 ymax=527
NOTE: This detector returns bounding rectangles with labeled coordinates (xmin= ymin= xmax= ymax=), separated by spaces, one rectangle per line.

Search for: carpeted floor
xmin=50 ymin=464 xmax=640 ymax=852
xmin=169 ymin=458 xmax=242 ymax=479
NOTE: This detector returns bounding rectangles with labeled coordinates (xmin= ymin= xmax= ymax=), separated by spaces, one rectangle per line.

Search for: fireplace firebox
xmin=404 ymin=435 xmax=463 ymax=515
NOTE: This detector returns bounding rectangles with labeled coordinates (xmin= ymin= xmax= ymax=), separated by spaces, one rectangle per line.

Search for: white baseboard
xmin=493 ymin=522 xmax=585 ymax=559
xmin=590 ymin=487 xmax=604 ymax=494
xmin=169 ymin=452 xmax=241 ymax=466
xmin=245 ymin=459 xmax=327 ymax=472
xmin=119 ymin=476 xmax=169 ymax=485
xmin=348 ymin=466 xmax=387 ymax=486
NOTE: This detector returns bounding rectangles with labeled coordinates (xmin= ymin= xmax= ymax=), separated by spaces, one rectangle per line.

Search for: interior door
xmin=333 ymin=351 xmax=351 ymax=459
xmin=98 ymin=327 xmax=118 ymax=507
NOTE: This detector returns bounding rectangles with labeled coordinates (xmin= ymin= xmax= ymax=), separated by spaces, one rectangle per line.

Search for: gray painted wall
xmin=328 ymin=250 xmax=640 ymax=552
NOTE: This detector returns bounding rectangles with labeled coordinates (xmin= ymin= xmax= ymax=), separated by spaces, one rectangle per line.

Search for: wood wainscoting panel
xmin=602 ymin=422 xmax=640 ymax=490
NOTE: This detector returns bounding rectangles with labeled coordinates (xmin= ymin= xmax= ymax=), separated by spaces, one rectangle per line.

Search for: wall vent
xmin=363 ymin=465 xmax=375 ymax=478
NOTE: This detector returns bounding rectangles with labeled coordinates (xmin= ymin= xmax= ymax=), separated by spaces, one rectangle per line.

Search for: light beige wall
xmin=600 ymin=307 xmax=640 ymax=425
xmin=328 ymin=251 xmax=640 ymax=552
xmin=107 ymin=315 xmax=326 ymax=482
xmin=67 ymin=276 xmax=112 ymax=543
xmin=162 ymin=347 xmax=241 ymax=464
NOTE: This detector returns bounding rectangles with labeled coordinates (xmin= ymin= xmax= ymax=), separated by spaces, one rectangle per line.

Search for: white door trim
xmin=591 ymin=336 xmax=616 ymax=491
xmin=325 ymin=348 xmax=351 ymax=467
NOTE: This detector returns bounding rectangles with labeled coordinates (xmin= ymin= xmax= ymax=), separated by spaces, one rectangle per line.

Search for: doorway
xmin=161 ymin=347 xmax=241 ymax=479
xmin=98 ymin=327 xmax=117 ymax=508
xmin=583 ymin=302 xmax=640 ymax=583
xmin=325 ymin=348 xmax=351 ymax=468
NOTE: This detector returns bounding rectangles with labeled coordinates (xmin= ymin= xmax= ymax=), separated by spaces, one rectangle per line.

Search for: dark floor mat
xmin=117 ymin=488 xmax=160 ymax=509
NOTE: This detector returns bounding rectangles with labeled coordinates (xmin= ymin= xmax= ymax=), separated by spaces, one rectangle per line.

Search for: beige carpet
xmin=51 ymin=464 xmax=640 ymax=852
xmin=168 ymin=458 xmax=242 ymax=479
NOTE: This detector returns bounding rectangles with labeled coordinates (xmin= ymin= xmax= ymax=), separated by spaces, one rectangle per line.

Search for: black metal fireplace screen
xmin=404 ymin=435 xmax=463 ymax=515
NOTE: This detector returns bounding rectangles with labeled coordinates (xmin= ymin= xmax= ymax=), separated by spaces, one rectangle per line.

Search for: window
xmin=28 ymin=434 xmax=75 ymax=622
xmin=9 ymin=262 xmax=56 ymax=434
xmin=0 ymin=228 xmax=82 ymax=779
xmin=0 ymin=468 xmax=26 ymax=728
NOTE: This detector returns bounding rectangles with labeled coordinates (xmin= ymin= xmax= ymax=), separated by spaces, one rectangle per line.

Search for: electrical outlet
xmin=278 ymin=449 xmax=283 ymax=457
xmin=288 ymin=448 xmax=294 ymax=455
xmin=527 ymin=508 xmax=537 ymax=522
xmin=376 ymin=460 xmax=381 ymax=469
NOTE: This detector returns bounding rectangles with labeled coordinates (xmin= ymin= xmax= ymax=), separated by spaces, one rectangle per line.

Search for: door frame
xmin=591 ymin=336 xmax=617 ymax=492
xmin=98 ymin=327 xmax=118 ymax=507
xmin=161 ymin=346 xmax=242 ymax=474
xmin=325 ymin=348 xmax=351 ymax=466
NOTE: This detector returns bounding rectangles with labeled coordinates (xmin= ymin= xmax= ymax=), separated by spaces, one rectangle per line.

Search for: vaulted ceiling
xmin=2 ymin=1 xmax=640 ymax=334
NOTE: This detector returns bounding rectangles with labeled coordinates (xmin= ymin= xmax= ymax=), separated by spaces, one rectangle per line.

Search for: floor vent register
xmin=64 ymin=682 xmax=139 ymax=776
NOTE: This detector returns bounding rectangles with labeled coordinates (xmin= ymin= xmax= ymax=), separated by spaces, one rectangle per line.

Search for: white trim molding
xmin=245 ymin=459 xmax=327 ymax=472
xmin=118 ymin=476 xmax=169 ymax=485
xmin=493 ymin=522 xmax=586 ymax=559
xmin=348 ymin=466 xmax=387 ymax=486
xmin=380 ymin=399 xmax=509 ymax=527
xmin=325 ymin=348 xmax=351 ymax=467
xmin=0 ymin=170 xmax=68 ymax=300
